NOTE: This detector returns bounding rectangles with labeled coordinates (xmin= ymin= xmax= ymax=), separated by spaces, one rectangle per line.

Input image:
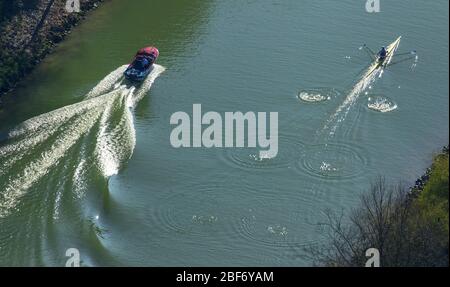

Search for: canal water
xmin=0 ymin=0 xmax=448 ymax=266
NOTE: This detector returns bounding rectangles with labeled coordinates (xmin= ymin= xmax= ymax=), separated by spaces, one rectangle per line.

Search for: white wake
xmin=0 ymin=65 xmax=165 ymax=218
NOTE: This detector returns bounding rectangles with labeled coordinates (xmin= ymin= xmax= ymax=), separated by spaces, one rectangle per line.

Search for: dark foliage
xmin=304 ymin=163 xmax=449 ymax=267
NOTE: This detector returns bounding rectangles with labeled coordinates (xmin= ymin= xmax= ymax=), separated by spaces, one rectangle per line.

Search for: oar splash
xmin=318 ymin=36 xmax=417 ymax=139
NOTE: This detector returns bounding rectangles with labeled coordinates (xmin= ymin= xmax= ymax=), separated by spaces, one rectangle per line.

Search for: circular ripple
xmin=232 ymin=199 xmax=318 ymax=249
xmin=297 ymin=88 xmax=340 ymax=103
xmin=367 ymin=95 xmax=398 ymax=113
xmin=152 ymin=182 xmax=246 ymax=236
xmin=219 ymin=135 xmax=305 ymax=170
xmin=293 ymin=142 xmax=369 ymax=180
xmin=152 ymin=181 xmax=318 ymax=252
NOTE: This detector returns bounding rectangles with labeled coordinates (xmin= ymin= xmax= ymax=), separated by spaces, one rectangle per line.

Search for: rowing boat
xmin=365 ymin=36 xmax=402 ymax=77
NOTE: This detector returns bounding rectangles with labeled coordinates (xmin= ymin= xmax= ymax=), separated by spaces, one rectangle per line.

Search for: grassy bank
xmin=306 ymin=146 xmax=449 ymax=267
xmin=415 ymin=147 xmax=449 ymax=238
xmin=0 ymin=0 xmax=105 ymax=101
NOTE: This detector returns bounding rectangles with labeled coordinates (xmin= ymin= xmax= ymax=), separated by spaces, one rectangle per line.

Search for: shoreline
xmin=0 ymin=0 xmax=106 ymax=104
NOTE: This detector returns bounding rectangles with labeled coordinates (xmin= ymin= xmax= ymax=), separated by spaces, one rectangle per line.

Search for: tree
xmin=304 ymin=176 xmax=449 ymax=267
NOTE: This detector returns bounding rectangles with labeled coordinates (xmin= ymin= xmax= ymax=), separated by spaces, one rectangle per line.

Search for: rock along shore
xmin=0 ymin=0 xmax=106 ymax=103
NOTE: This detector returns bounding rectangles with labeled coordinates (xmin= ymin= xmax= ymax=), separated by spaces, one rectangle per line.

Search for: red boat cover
xmin=136 ymin=46 xmax=159 ymax=58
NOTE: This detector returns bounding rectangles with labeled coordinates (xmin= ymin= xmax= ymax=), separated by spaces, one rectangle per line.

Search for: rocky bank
xmin=0 ymin=0 xmax=106 ymax=103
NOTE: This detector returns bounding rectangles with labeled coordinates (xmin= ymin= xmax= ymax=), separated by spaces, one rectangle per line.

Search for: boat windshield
xmin=134 ymin=57 xmax=149 ymax=70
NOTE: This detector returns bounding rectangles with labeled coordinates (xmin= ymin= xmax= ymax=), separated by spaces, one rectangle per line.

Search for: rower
xmin=378 ymin=46 xmax=387 ymax=62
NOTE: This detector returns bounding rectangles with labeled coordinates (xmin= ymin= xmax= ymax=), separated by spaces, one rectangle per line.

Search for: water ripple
xmin=367 ymin=95 xmax=398 ymax=113
xmin=293 ymin=142 xmax=369 ymax=180
xmin=297 ymin=87 xmax=340 ymax=103
xmin=219 ymin=134 xmax=305 ymax=170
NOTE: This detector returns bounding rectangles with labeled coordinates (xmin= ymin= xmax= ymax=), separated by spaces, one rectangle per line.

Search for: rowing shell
xmin=365 ymin=36 xmax=402 ymax=77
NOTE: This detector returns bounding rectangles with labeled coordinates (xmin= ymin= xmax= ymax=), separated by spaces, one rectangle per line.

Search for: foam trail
xmin=85 ymin=65 xmax=128 ymax=99
xmin=0 ymin=65 xmax=165 ymax=217
xmin=318 ymin=37 xmax=401 ymax=139
xmin=128 ymin=65 xmax=166 ymax=108
xmin=321 ymin=68 xmax=379 ymax=138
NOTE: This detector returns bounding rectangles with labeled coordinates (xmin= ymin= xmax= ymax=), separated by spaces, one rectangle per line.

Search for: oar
xmin=362 ymin=44 xmax=377 ymax=61
xmin=394 ymin=51 xmax=417 ymax=57
xmin=386 ymin=55 xmax=417 ymax=68
xmin=385 ymin=51 xmax=417 ymax=67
